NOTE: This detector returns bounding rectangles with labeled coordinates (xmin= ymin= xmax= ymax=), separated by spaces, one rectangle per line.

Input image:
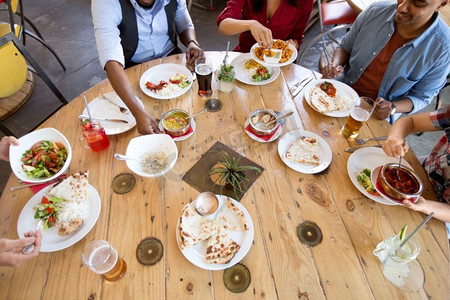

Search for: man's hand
xmin=186 ymin=42 xmax=204 ymax=70
xmin=135 ymin=110 xmax=162 ymax=135
xmin=383 ymin=138 xmax=409 ymax=158
xmin=0 ymin=230 xmax=42 ymax=268
xmin=0 ymin=136 xmax=19 ymax=161
xmin=249 ymin=20 xmax=273 ymax=49
xmin=374 ymin=97 xmax=393 ymax=120
xmin=321 ymin=63 xmax=343 ymax=79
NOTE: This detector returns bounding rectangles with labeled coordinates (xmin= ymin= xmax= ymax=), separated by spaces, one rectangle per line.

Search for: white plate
xmin=158 ymin=118 xmax=196 ymax=142
xmin=231 ymin=53 xmax=280 ymax=86
xmin=139 ymin=63 xmax=193 ymax=100
xmin=17 ymin=184 xmax=101 ymax=252
xmin=244 ymin=118 xmax=282 ymax=143
xmin=346 ymin=147 xmax=413 ymax=205
xmin=10 ymin=128 xmax=72 ymax=183
xmin=278 ymin=130 xmax=332 ymax=174
xmin=176 ymin=195 xmax=254 ymax=271
xmin=250 ymin=41 xmax=298 ymax=67
xmin=82 ymin=92 xmax=142 ymax=135
xmin=304 ymin=79 xmax=358 ymax=118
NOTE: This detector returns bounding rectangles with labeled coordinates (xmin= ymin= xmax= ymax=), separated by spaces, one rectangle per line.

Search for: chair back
xmin=318 ymin=0 xmax=359 ymax=31
xmin=0 ymin=41 xmax=27 ymax=97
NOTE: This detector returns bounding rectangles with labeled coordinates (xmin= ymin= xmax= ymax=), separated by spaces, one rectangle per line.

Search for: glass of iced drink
xmin=82 ymin=240 xmax=127 ymax=282
xmin=81 ymin=120 xmax=110 ymax=152
xmin=341 ymin=96 xmax=375 ymax=138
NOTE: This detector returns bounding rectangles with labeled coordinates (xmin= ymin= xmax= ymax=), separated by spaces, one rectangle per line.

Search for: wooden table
xmin=0 ymin=52 xmax=448 ymax=299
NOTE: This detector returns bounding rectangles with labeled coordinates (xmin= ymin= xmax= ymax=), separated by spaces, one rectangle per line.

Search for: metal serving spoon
xmin=193 ymin=98 xmax=223 ymax=117
xmin=255 ymin=110 xmax=293 ymax=130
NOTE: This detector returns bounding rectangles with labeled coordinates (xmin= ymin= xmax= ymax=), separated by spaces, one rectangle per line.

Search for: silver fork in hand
xmin=22 ymin=220 xmax=43 ymax=255
xmin=354 ymin=136 xmax=387 ymax=145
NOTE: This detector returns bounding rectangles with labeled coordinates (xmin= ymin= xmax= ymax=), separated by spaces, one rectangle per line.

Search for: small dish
xmin=124 ymin=134 xmax=178 ymax=178
xmin=263 ymin=49 xmax=282 ymax=64
xmin=10 ymin=128 xmax=72 ymax=183
xmin=244 ymin=119 xmax=282 ymax=143
xmin=161 ymin=109 xmax=191 ymax=137
xmin=248 ymin=109 xmax=279 ymax=136
xmin=158 ymin=118 xmax=196 ymax=142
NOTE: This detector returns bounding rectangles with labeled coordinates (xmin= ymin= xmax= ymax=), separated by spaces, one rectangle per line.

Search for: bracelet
xmin=187 ymin=40 xmax=200 ymax=47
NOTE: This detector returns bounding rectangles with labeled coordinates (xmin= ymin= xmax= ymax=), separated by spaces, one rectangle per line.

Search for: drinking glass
xmin=195 ymin=57 xmax=213 ymax=97
xmin=82 ymin=240 xmax=127 ymax=282
xmin=218 ymin=64 xmax=235 ymax=93
xmin=341 ymin=96 xmax=375 ymax=138
xmin=373 ymin=234 xmax=423 ymax=291
xmin=81 ymin=120 xmax=110 ymax=152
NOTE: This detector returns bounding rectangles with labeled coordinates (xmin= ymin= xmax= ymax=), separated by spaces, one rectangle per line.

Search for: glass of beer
xmin=82 ymin=240 xmax=127 ymax=282
xmin=341 ymin=96 xmax=375 ymax=138
xmin=195 ymin=57 xmax=213 ymax=97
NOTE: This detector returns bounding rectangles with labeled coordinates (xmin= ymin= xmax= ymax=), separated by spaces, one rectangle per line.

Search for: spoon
xmin=114 ymin=153 xmax=166 ymax=169
xmin=193 ymin=98 xmax=223 ymax=117
xmin=256 ymin=110 xmax=293 ymax=130
xmin=22 ymin=219 xmax=43 ymax=255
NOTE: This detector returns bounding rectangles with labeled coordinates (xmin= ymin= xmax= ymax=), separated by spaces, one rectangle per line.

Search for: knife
xmin=292 ymin=75 xmax=314 ymax=97
xmin=344 ymin=145 xmax=382 ymax=153
xmin=78 ymin=115 xmax=128 ymax=124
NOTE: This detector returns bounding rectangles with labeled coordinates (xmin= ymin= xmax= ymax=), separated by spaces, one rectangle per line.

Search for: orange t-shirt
xmin=352 ymin=30 xmax=409 ymax=100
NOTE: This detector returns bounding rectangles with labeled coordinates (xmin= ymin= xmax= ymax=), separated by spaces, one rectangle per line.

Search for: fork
xmin=354 ymin=136 xmax=387 ymax=145
xmin=98 ymin=94 xmax=130 ymax=114
xmin=22 ymin=219 xmax=43 ymax=255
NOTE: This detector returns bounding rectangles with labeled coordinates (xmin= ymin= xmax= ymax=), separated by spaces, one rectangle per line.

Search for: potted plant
xmin=205 ymin=150 xmax=262 ymax=200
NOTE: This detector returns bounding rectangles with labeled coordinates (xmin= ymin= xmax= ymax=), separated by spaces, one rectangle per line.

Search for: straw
xmin=223 ymin=41 xmax=230 ymax=65
xmin=83 ymin=94 xmax=93 ymax=122
xmin=398 ymin=211 xmax=435 ymax=249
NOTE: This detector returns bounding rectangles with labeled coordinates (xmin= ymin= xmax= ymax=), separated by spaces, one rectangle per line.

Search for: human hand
xmin=186 ymin=42 xmax=204 ymax=71
xmin=383 ymin=137 xmax=409 ymax=158
xmin=0 ymin=230 xmax=42 ymax=268
xmin=0 ymin=136 xmax=19 ymax=161
xmin=249 ymin=20 xmax=273 ymax=49
xmin=286 ymin=39 xmax=299 ymax=49
xmin=135 ymin=110 xmax=162 ymax=135
xmin=374 ymin=97 xmax=393 ymax=120
xmin=402 ymin=196 xmax=428 ymax=213
xmin=321 ymin=63 xmax=343 ymax=79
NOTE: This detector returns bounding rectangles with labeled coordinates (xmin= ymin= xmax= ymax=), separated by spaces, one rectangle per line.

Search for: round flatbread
xmin=214 ymin=197 xmax=248 ymax=231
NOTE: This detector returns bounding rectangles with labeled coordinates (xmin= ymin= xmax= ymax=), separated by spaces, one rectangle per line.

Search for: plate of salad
xmin=231 ymin=53 xmax=280 ymax=86
xmin=17 ymin=183 xmax=101 ymax=252
xmin=9 ymin=128 xmax=72 ymax=183
xmin=139 ymin=63 xmax=193 ymax=99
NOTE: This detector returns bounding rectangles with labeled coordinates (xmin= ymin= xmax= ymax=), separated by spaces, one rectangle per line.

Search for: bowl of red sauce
xmin=377 ymin=163 xmax=423 ymax=203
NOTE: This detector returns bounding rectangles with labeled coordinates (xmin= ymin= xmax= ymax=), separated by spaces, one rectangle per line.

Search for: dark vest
xmin=118 ymin=0 xmax=178 ymax=69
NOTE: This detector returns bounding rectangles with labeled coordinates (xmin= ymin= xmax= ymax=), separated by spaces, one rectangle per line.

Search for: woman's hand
xmin=0 ymin=230 xmax=42 ymax=268
xmin=249 ymin=20 xmax=273 ymax=48
xmin=383 ymin=137 xmax=409 ymax=158
xmin=0 ymin=136 xmax=19 ymax=161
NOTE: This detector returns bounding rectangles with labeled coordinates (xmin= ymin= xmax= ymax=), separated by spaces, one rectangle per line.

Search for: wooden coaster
xmin=0 ymin=71 xmax=34 ymax=121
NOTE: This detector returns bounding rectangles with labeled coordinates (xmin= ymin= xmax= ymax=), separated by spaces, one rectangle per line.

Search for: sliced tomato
xmin=41 ymin=196 xmax=50 ymax=204
xmin=47 ymin=215 xmax=55 ymax=227
xmin=367 ymin=189 xmax=380 ymax=196
xmin=30 ymin=140 xmax=44 ymax=154
xmin=54 ymin=142 xmax=64 ymax=149
xmin=46 ymin=207 xmax=54 ymax=214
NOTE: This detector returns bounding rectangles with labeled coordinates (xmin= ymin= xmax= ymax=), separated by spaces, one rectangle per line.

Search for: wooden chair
xmin=299 ymin=0 xmax=358 ymax=64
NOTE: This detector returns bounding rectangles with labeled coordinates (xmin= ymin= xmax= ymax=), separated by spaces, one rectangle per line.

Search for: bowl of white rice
xmin=124 ymin=134 xmax=178 ymax=178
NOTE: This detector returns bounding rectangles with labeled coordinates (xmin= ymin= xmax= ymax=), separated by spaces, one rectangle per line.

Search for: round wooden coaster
xmin=0 ymin=71 xmax=34 ymax=121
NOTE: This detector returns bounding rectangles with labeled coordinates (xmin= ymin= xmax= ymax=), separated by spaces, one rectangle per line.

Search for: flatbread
xmin=214 ymin=197 xmax=248 ymax=231
xmin=310 ymin=86 xmax=340 ymax=113
xmin=205 ymin=232 xmax=241 ymax=262
xmin=48 ymin=171 xmax=89 ymax=203
xmin=178 ymin=203 xmax=223 ymax=250
xmin=285 ymin=137 xmax=320 ymax=165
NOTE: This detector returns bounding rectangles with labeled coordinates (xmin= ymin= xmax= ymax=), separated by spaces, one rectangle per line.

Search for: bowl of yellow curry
xmin=161 ymin=109 xmax=191 ymax=136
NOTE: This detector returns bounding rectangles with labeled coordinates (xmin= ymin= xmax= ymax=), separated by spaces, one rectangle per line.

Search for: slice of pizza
xmin=214 ymin=197 xmax=248 ymax=231
xmin=310 ymin=86 xmax=339 ymax=113
xmin=285 ymin=137 xmax=320 ymax=165
xmin=178 ymin=203 xmax=223 ymax=250
xmin=205 ymin=232 xmax=240 ymax=264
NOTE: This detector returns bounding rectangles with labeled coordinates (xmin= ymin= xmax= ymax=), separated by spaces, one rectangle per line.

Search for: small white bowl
xmin=263 ymin=49 xmax=282 ymax=64
xmin=125 ymin=134 xmax=178 ymax=178
xmin=10 ymin=127 xmax=72 ymax=183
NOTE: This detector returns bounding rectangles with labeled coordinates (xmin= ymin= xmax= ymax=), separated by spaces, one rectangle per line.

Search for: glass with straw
xmin=81 ymin=95 xmax=110 ymax=152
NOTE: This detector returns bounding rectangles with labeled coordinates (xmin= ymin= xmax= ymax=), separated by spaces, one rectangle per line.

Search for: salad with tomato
xmin=33 ymin=195 xmax=62 ymax=230
xmin=21 ymin=140 xmax=68 ymax=178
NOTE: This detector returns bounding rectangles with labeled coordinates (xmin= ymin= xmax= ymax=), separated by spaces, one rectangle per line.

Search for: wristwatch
xmin=390 ymin=102 xmax=397 ymax=115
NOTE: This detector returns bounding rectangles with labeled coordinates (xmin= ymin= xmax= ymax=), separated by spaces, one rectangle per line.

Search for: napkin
xmin=166 ymin=125 xmax=193 ymax=139
xmin=25 ymin=174 xmax=67 ymax=194
xmin=245 ymin=124 xmax=280 ymax=141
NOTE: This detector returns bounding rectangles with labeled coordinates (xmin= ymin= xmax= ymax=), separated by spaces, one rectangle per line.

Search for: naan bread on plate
xmin=49 ymin=171 xmax=89 ymax=203
xmin=48 ymin=171 xmax=89 ymax=235
xmin=310 ymin=82 xmax=353 ymax=113
xmin=205 ymin=232 xmax=241 ymax=262
xmin=205 ymin=232 xmax=241 ymax=264
xmin=285 ymin=137 xmax=320 ymax=165
xmin=214 ymin=197 xmax=248 ymax=231
xmin=178 ymin=203 xmax=223 ymax=250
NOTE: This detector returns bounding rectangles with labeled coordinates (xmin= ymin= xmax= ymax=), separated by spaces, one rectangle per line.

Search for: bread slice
xmin=205 ymin=232 xmax=240 ymax=264
xmin=310 ymin=86 xmax=339 ymax=113
xmin=285 ymin=137 xmax=320 ymax=165
xmin=214 ymin=197 xmax=248 ymax=231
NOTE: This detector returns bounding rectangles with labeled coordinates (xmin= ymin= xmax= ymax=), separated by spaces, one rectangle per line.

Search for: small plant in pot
xmin=205 ymin=150 xmax=262 ymax=200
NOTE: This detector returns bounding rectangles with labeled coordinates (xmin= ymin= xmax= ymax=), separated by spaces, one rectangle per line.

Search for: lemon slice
xmin=399 ymin=224 xmax=408 ymax=241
